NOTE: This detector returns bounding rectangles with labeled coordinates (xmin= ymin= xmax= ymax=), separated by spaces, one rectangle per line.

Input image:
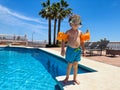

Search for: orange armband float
xmin=57 ymin=32 xmax=68 ymax=42
xmin=80 ymin=30 xmax=90 ymax=42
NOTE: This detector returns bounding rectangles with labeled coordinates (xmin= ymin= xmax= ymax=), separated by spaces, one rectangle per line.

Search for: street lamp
xmin=32 ymin=32 xmax=35 ymax=45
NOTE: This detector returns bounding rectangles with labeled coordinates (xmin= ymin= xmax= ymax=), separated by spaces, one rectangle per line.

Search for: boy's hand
xmin=82 ymin=51 xmax=86 ymax=57
xmin=61 ymin=50 xmax=65 ymax=56
xmin=82 ymin=53 xmax=86 ymax=57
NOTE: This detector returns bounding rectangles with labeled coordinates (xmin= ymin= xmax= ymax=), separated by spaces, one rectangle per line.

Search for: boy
xmin=61 ymin=14 xmax=85 ymax=85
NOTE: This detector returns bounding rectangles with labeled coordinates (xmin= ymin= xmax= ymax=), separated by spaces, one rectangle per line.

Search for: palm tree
xmin=39 ymin=0 xmax=52 ymax=45
xmin=56 ymin=0 xmax=72 ymax=44
xmin=51 ymin=2 xmax=60 ymax=45
xmin=39 ymin=0 xmax=72 ymax=46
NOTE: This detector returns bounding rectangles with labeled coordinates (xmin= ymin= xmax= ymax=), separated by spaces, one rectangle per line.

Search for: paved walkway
xmin=41 ymin=48 xmax=120 ymax=90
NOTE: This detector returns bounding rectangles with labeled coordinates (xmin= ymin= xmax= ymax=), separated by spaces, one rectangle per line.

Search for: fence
xmin=0 ymin=34 xmax=28 ymax=46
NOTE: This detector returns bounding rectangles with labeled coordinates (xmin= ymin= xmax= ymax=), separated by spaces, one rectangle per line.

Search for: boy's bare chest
xmin=69 ymin=31 xmax=79 ymax=40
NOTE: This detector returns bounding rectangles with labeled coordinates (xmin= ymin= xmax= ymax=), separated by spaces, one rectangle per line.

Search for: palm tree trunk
xmin=53 ymin=18 xmax=57 ymax=45
xmin=56 ymin=18 xmax=61 ymax=44
xmin=48 ymin=17 xmax=51 ymax=45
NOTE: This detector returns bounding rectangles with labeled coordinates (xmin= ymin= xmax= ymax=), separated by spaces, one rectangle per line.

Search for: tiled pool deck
xmin=40 ymin=48 xmax=120 ymax=90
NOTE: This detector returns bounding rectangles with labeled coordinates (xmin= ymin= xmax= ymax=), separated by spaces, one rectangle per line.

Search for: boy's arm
xmin=61 ymin=40 xmax=65 ymax=56
xmin=61 ymin=30 xmax=69 ymax=56
xmin=80 ymin=31 xmax=86 ymax=56
xmin=81 ymin=41 xmax=86 ymax=56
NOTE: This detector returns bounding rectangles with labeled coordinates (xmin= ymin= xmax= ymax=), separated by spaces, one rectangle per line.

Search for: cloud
xmin=0 ymin=4 xmax=46 ymax=24
xmin=0 ymin=4 xmax=48 ymax=40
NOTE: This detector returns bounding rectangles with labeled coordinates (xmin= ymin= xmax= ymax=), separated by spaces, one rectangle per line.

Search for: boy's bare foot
xmin=73 ymin=80 xmax=80 ymax=85
xmin=63 ymin=78 xmax=68 ymax=84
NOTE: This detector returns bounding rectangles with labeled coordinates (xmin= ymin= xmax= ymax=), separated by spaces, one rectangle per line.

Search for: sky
xmin=0 ymin=0 xmax=120 ymax=42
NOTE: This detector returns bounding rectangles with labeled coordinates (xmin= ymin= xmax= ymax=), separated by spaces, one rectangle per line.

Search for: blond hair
xmin=69 ymin=14 xmax=82 ymax=25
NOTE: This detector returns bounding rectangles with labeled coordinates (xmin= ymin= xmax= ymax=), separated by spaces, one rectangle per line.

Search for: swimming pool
xmin=0 ymin=47 xmax=96 ymax=90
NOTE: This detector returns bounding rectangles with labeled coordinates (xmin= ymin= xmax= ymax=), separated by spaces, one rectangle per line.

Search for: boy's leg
xmin=73 ymin=62 xmax=80 ymax=85
xmin=63 ymin=63 xmax=73 ymax=84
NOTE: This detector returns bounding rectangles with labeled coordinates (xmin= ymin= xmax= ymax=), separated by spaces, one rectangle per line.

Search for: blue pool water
xmin=0 ymin=47 xmax=95 ymax=90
